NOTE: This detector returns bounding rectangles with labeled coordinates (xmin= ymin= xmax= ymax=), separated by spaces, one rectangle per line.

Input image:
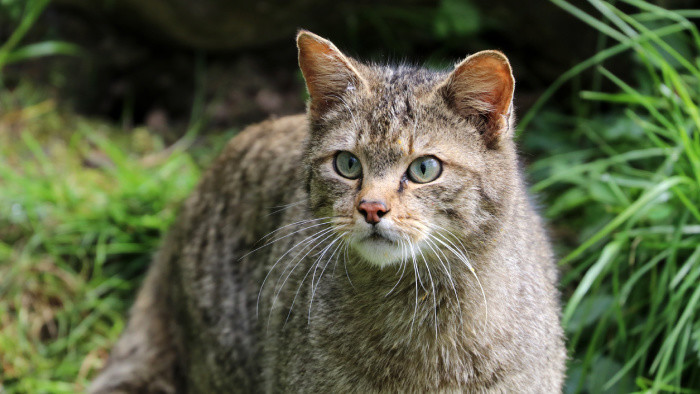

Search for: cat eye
xmin=408 ymin=156 xmax=442 ymax=183
xmin=334 ymin=151 xmax=362 ymax=179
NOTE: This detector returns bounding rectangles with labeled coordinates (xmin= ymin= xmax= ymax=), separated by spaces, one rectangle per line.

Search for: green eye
xmin=334 ymin=151 xmax=362 ymax=179
xmin=408 ymin=156 xmax=442 ymax=183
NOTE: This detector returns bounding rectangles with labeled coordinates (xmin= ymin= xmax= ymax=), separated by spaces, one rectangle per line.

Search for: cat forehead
xmin=365 ymin=65 xmax=446 ymax=101
xmin=354 ymin=66 xmax=449 ymax=140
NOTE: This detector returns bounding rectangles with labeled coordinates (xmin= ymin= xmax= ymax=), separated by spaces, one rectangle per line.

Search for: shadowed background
xmin=1 ymin=0 xmax=699 ymax=392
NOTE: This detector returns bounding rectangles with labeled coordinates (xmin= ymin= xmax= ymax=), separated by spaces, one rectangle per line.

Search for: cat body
xmin=90 ymin=31 xmax=566 ymax=393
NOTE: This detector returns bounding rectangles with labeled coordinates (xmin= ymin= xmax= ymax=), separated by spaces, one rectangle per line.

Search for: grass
xmin=0 ymin=0 xmax=81 ymax=83
xmin=0 ymin=81 xmax=215 ymax=392
xmin=526 ymin=0 xmax=700 ymax=392
xmin=0 ymin=0 xmax=699 ymax=392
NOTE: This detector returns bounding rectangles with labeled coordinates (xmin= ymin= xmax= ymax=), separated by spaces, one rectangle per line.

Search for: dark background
xmin=2 ymin=0 xmax=614 ymax=136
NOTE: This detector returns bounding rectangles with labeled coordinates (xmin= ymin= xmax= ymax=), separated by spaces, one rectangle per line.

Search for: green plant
xmin=0 ymin=83 xmax=205 ymax=392
xmin=0 ymin=0 xmax=81 ymax=81
xmin=527 ymin=0 xmax=700 ymax=392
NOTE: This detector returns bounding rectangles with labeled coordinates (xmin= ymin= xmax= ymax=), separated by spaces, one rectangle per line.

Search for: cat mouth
xmin=352 ymin=234 xmax=403 ymax=266
xmin=365 ymin=231 xmax=394 ymax=244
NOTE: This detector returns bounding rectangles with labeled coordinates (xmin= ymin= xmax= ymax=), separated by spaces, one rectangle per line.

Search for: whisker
xmin=281 ymin=231 xmax=342 ymax=327
xmin=259 ymin=216 xmax=334 ymax=242
xmin=385 ymin=239 xmax=408 ymax=297
xmin=265 ymin=199 xmax=308 ymax=216
xmin=407 ymin=237 xmax=419 ymax=338
xmin=343 ymin=242 xmax=355 ymax=289
xmin=271 ymin=228 xmax=337 ymax=307
xmin=428 ymin=224 xmax=488 ymax=324
xmin=428 ymin=223 xmax=471 ymax=260
xmin=243 ymin=218 xmax=334 ymax=262
xmin=307 ymin=234 xmax=342 ymax=300
xmin=263 ymin=227 xmax=335 ymax=327
xmin=414 ymin=241 xmax=430 ymax=292
xmin=267 ymin=229 xmax=336 ymax=331
xmin=331 ymin=239 xmax=346 ymax=278
xmin=423 ymin=235 xmax=463 ymax=325
xmin=417 ymin=244 xmax=438 ymax=340
xmin=308 ymin=234 xmax=346 ymax=322
xmin=311 ymin=234 xmax=346 ymax=297
xmin=257 ymin=225 xmax=333 ymax=318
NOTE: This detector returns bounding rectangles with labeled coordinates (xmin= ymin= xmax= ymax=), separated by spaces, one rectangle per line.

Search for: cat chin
xmin=351 ymin=238 xmax=412 ymax=267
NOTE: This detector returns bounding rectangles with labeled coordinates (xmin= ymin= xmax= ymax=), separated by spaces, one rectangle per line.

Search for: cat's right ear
xmin=297 ymin=30 xmax=366 ymax=118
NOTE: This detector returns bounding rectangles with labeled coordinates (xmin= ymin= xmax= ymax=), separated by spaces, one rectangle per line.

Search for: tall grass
xmin=0 ymin=83 xmax=204 ymax=392
xmin=0 ymin=0 xmax=81 ymax=81
xmin=527 ymin=1 xmax=700 ymax=392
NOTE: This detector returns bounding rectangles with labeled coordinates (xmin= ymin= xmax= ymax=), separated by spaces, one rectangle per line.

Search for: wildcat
xmin=89 ymin=30 xmax=566 ymax=393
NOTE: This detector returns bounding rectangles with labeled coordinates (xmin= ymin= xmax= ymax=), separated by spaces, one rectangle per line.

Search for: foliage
xmin=0 ymin=0 xmax=81 ymax=81
xmin=0 ymin=82 xmax=207 ymax=392
xmin=527 ymin=1 xmax=700 ymax=392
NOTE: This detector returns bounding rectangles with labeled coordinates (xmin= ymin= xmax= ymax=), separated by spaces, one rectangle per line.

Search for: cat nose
xmin=357 ymin=200 xmax=388 ymax=225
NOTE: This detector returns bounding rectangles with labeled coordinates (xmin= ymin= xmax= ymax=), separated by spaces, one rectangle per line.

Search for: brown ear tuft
xmin=440 ymin=50 xmax=515 ymax=147
xmin=296 ymin=30 xmax=365 ymax=118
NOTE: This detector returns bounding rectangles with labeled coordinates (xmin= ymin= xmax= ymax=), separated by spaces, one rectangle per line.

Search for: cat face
xmin=298 ymin=31 xmax=516 ymax=267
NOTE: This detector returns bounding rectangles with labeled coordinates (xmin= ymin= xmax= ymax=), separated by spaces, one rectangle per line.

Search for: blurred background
xmin=0 ymin=0 xmax=699 ymax=392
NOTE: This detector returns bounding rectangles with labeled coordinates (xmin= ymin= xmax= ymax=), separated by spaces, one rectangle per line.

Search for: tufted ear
xmin=439 ymin=50 xmax=515 ymax=148
xmin=297 ymin=30 xmax=366 ymax=118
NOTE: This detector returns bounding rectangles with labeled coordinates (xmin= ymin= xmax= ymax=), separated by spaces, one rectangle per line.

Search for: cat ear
xmin=440 ymin=50 xmax=515 ymax=147
xmin=297 ymin=30 xmax=366 ymax=117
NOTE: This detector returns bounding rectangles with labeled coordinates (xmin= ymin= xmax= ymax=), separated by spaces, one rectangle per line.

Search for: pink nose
xmin=357 ymin=201 xmax=388 ymax=224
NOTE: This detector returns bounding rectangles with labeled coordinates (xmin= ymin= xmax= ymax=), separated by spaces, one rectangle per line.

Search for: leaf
xmin=588 ymin=356 xmax=636 ymax=393
xmin=589 ymin=181 xmax=620 ymax=205
xmin=4 ymin=41 xmax=83 ymax=64
xmin=693 ymin=322 xmax=700 ymax=364
xmin=566 ymin=294 xmax=614 ymax=333
xmin=546 ymin=188 xmax=589 ymax=217
xmin=563 ymin=240 xmax=622 ymax=326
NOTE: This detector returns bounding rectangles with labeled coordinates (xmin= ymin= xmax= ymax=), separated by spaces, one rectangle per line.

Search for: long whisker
xmin=423 ymin=235 xmax=463 ymax=325
xmin=308 ymin=234 xmax=346 ymax=322
xmin=312 ymin=234 xmax=346 ymax=297
xmin=343 ymin=242 xmax=355 ymax=289
xmin=428 ymin=224 xmax=488 ymax=324
xmin=271 ymin=228 xmax=337 ymax=306
xmin=266 ymin=199 xmax=308 ymax=216
xmin=428 ymin=223 xmax=471 ymax=261
xmin=244 ymin=218 xmax=334 ymax=262
xmin=308 ymin=234 xmax=343 ymax=298
xmin=260 ymin=216 xmax=335 ymax=242
xmin=331 ymin=239 xmax=345 ymax=279
xmin=407 ymin=237 xmax=419 ymax=338
xmin=417 ymin=243 xmax=438 ymax=340
xmin=385 ymin=239 xmax=408 ymax=297
xmin=257 ymin=225 xmax=333 ymax=318
xmin=283 ymin=232 xmax=341 ymax=327
xmin=423 ymin=236 xmax=456 ymax=292
xmin=265 ymin=227 xmax=335 ymax=327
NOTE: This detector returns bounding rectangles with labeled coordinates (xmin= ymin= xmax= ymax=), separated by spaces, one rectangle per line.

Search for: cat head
xmin=297 ymin=30 xmax=519 ymax=267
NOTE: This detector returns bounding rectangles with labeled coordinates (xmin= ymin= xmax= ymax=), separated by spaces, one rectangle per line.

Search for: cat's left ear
xmin=439 ymin=50 xmax=515 ymax=148
xmin=297 ymin=30 xmax=367 ymax=118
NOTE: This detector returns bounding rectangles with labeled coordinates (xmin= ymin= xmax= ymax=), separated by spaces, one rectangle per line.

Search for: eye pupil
xmin=334 ymin=151 xmax=362 ymax=179
xmin=408 ymin=156 xmax=442 ymax=184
